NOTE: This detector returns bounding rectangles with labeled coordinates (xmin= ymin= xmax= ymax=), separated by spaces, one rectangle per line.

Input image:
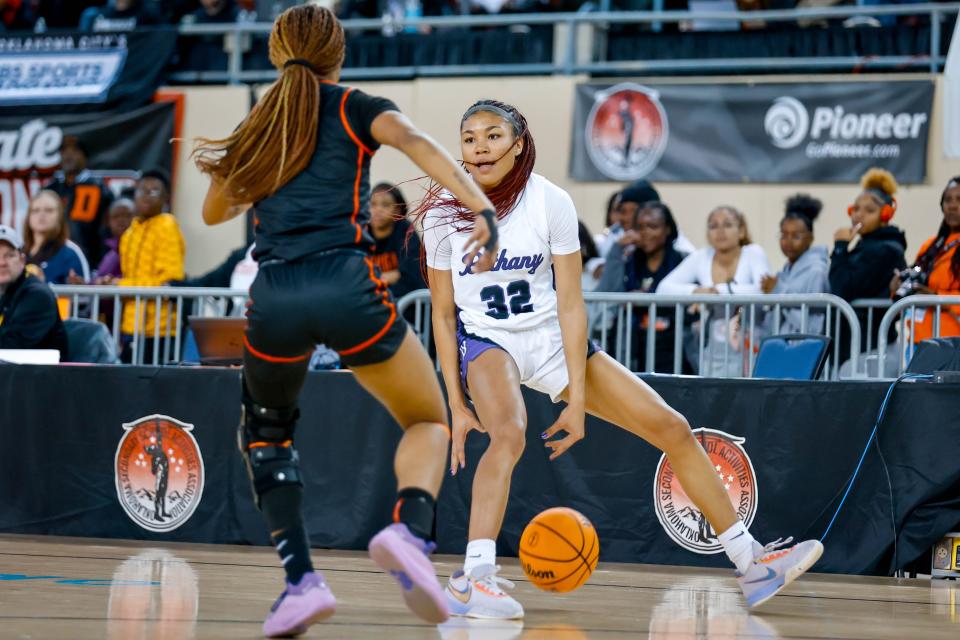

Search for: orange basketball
xmin=518 ymin=507 xmax=599 ymax=593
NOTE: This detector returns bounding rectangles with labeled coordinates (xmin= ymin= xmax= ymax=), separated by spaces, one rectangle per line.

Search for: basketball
xmin=519 ymin=507 xmax=599 ymax=592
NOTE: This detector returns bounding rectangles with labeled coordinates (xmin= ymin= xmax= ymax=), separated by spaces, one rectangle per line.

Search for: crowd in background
xmin=0 ymin=0 xmax=938 ymax=33
xmin=1 ymin=129 xmax=958 ymax=372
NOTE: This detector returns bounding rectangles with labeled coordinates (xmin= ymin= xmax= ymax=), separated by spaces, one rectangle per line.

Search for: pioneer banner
xmin=570 ymin=80 xmax=934 ymax=184
xmin=0 ymin=30 xmax=178 ymax=114
xmin=0 ymin=100 xmax=175 ymax=232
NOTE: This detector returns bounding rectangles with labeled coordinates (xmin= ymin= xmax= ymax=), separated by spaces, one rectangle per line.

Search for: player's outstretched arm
xmin=541 ymin=251 xmax=588 ymax=461
xmin=371 ymin=110 xmax=498 ymax=271
xmin=428 ymin=266 xmax=484 ymax=475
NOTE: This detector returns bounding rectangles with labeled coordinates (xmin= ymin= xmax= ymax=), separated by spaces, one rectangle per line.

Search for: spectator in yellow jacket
xmin=117 ymin=169 xmax=185 ymax=362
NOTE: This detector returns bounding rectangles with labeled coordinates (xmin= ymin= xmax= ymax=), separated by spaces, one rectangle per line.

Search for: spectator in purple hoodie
xmin=95 ymin=198 xmax=134 ymax=282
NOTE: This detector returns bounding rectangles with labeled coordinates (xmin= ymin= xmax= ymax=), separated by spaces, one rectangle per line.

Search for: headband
xmin=283 ymin=58 xmax=316 ymax=72
xmin=864 ymin=188 xmax=894 ymax=206
xmin=461 ymin=104 xmax=521 ymax=136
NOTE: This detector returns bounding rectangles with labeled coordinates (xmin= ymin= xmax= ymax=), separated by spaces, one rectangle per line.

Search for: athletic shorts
xmin=245 ymin=249 xmax=406 ymax=368
xmin=457 ymin=321 xmax=599 ymax=403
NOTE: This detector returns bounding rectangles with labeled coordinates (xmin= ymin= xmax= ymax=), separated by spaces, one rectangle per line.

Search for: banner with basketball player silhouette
xmin=1 ymin=365 xmax=957 ymax=576
xmin=570 ymin=80 xmax=934 ymax=184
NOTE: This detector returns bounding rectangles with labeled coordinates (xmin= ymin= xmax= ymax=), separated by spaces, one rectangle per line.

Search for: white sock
xmin=463 ymin=538 xmax=496 ymax=575
xmin=718 ymin=521 xmax=759 ymax=574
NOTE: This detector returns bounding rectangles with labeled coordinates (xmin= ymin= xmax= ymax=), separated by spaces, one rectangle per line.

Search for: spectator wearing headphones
xmin=830 ymin=168 xmax=907 ymax=370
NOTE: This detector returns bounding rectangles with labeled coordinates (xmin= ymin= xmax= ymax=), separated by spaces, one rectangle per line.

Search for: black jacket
xmin=371 ymin=219 xmax=426 ymax=300
xmin=830 ymin=225 xmax=907 ymax=359
xmin=0 ymin=271 xmax=68 ymax=358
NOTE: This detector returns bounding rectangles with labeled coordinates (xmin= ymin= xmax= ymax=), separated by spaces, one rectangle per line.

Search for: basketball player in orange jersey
xmin=193 ymin=6 xmax=500 ymax=637
xmin=419 ymin=100 xmax=823 ymax=619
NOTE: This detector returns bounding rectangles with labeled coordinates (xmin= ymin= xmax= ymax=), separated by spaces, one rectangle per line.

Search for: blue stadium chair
xmin=752 ymin=334 xmax=832 ymax=380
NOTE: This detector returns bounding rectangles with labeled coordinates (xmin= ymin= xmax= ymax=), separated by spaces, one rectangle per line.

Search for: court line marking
xmin=1 ymin=550 xmax=952 ymax=608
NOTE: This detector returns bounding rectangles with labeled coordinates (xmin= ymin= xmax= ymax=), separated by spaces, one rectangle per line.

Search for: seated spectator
xmin=593 ymin=189 xmax=623 ymax=259
xmin=0 ymin=225 xmax=68 ymax=359
xmin=895 ymin=176 xmax=960 ymax=344
xmin=657 ymin=205 xmax=770 ymax=376
xmin=612 ymin=201 xmax=690 ymax=372
xmin=368 ymin=182 xmax=426 ymax=300
xmin=95 ymin=198 xmax=135 ymax=282
xmin=578 ymin=221 xmax=603 ymax=292
xmin=0 ymin=0 xmax=35 ymax=31
xmin=116 ymin=170 xmax=185 ymax=363
xmin=24 ymin=190 xmax=90 ymax=286
xmin=183 ymin=0 xmax=239 ymax=23
xmin=45 ymin=135 xmax=114 ymax=265
xmin=67 ymin=197 xmax=135 ymax=330
xmin=761 ymin=194 xmax=830 ymax=334
xmin=80 ymin=0 xmax=164 ymax=31
xmin=830 ymin=168 xmax=907 ymax=372
xmin=34 ymin=0 xmax=102 ymax=29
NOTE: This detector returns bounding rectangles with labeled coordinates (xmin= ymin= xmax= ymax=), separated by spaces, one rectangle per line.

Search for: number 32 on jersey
xmin=480 ymin=280 xmax=534 ymax=320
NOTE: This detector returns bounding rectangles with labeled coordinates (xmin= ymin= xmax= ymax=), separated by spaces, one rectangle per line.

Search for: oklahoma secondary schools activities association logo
xmin=115 ymin=415 xmax=205 ymax=533
xmin=585 ymin=82 xmax=669 ymax=181
xmin=654 ymin=428 xmax=758 ymax=554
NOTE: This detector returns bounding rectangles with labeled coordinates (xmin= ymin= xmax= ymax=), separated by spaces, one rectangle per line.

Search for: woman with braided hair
xmin=421 ymin=100 xmax=823 ymax=619
xmin=193 ymin=5 xmax=497 ymax=636
xmin=894 ymin=175 xmax=960 ymax=343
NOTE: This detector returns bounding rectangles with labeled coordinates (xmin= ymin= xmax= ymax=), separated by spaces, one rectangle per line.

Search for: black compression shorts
xmin=244 ymin=249 xmax=407 ymax=368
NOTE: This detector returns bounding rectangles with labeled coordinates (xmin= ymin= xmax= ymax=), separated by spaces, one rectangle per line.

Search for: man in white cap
xmin=0 ymin=225 xmax=68 ymax=358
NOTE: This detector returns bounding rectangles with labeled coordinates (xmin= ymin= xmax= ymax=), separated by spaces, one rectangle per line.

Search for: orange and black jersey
xmin=45 ymin=171 xmax=113 ymax=265
xmin=252 ymin=83 xmax=398 ymax=263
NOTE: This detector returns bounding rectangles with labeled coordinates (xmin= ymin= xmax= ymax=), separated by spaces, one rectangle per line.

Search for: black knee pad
xmin=239 ymin=391 xmax=303 ymax=508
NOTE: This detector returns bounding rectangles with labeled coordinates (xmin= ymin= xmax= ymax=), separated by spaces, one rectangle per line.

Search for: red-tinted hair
xmin=412 ymin=99 xmax=536 ymax=236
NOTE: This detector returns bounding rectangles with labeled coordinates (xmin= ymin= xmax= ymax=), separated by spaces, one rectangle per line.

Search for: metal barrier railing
xmin=51 ymin=285 xmax=249 ymax=366
xmin=876 ymin=295 xmax=960 ymax=376
xmin=53 ymin=285 xmax=956 ymax=377
xmin=850 ymin=298 xmax=893 ymax=357
xmin=398 ymin=290 xmax=862 ymax=379
xmin=168 ymin=3 xmax=960 ymax=84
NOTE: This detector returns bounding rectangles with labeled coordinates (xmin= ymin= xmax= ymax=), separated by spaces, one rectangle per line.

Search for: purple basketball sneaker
xmin=262 ymin=571 xmax=336 ymax=638
xmin=369 ymin=522 xmax=450 ymax=623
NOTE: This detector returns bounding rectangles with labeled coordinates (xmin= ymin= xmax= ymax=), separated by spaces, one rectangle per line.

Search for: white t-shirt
xmin=424 ymin=173 xmax=580 ymax=334
xmin=655 ymin=244 xmax=771 ymax=294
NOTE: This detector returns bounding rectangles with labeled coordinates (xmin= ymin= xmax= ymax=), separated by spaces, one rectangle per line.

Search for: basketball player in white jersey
xmin=420 ymin=100 xmax=824 ymax=619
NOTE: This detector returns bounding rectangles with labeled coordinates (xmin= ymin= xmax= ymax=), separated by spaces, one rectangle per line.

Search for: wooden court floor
xmin=1 ymin=534 xmax=958 ymax=639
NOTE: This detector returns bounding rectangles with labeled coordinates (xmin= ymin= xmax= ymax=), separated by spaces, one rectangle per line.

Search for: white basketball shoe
xmin=445 ymin=564 xmax=525 ymax=619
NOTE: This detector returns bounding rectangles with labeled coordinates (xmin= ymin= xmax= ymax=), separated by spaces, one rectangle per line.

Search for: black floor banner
xmin=0 ymin=365 xmax=957 ymax=576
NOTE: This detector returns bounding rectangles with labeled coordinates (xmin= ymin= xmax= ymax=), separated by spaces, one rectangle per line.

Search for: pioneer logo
xmin=764 ymin=96 xmax=927 ymax=160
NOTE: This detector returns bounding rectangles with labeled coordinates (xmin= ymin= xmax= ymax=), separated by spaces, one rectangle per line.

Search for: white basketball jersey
xmin=423 ymin=173 xmax=581 ymax=334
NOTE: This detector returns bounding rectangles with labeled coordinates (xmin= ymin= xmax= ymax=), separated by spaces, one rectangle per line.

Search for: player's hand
xmin=541 ymin=403 xmax=586 ymax=461
xmin=464 ymin=213 xmax=497 ymax=273
xmin=450 ymin=405 xmax=485 ymax=475
xmin=381 ymin=269 xmax=401 ymax=286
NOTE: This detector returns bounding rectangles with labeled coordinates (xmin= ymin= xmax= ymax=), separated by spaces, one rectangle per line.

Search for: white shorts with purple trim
xmin=457 ymin=322 xmax=598 ymax=403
